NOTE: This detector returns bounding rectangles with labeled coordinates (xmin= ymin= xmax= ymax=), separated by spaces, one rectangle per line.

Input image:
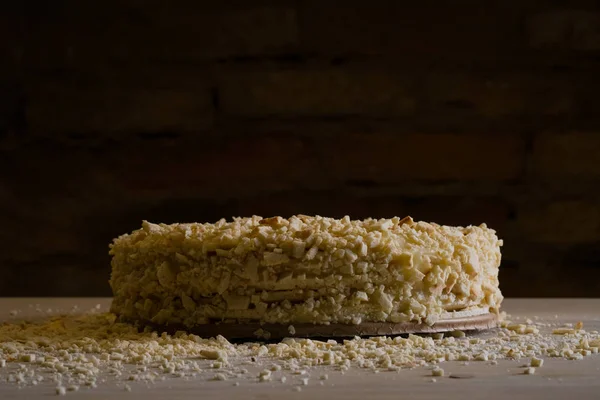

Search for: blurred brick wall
xmin=1 ymin=0 xmax=599 ymax=296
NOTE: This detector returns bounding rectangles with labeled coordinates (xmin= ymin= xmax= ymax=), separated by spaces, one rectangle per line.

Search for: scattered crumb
xmin=531 ymin=357 xmax=544 ymax=368
xmin=293 ymin=369 xmax=308 ymax=375
xmin=553 ymin=328 xmax=577 ymax=335
xmin=0 ymin=302 xmax=598 ymax=396
xmin=20 ymin=354 xmax=35 ymax=363
xmin=213 ymin=374 xmax=227 ymax=381
xmin=258 ymin=370 xmax=271 ymax=382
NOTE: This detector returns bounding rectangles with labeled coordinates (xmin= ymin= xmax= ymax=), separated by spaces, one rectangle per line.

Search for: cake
xmin=109 ymin=215 xmax=503 ymax=336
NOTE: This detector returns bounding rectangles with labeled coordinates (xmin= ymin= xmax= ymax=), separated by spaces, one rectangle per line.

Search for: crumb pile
xmin=1 ymin=306 xmax=599 ymax=395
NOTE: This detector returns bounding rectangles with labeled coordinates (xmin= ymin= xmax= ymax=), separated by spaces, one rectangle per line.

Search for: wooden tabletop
xmin=1 ymin=298 xmax=600 ymax=400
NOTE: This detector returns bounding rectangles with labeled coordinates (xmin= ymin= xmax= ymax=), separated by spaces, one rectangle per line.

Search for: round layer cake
xmin=109 ymin=215 xmax=503 ymax=336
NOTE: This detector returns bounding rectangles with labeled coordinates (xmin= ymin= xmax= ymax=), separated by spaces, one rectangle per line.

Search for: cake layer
xmin=109 ymin=215 xmax=503 ymax=327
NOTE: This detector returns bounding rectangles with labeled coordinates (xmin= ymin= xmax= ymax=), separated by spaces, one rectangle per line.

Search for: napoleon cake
xmin=109 ymin=215 xmax=503 ymax=338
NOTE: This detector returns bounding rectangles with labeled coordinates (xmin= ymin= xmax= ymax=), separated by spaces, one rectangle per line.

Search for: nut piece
xmin=213 ymin=373 xmax=227 ymax=381
xmin=530 ymin=357 xmax=543 ymax=368
xmin=258 ymin=370 xmax=271 ymax=382
xmin=398 ymin=216 xmax=414 ymax=226
xmin=260 ymin=217 xmax=283 ymax=226
xmin=450 ymin=330 xmax=466 ymax=338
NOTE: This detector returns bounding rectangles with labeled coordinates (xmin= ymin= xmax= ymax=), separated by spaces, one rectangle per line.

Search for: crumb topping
xmin=109 ymin=215 xmax=503 ymax=326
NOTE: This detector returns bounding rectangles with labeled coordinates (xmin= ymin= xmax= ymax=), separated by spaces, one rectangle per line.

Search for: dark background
xmin=1 ymin=1 xmax=599 ymax=297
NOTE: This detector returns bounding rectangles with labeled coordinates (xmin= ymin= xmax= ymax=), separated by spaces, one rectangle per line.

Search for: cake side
xmin=109 ymin=215 xmax=503 ymax=327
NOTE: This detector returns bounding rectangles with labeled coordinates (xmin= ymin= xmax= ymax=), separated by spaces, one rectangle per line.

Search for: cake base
xmin=122 ymin=311 xmax=498 ymax=340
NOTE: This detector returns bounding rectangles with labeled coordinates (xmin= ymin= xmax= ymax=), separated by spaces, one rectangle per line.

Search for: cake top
xmin=112 ymin=214 xmax=498 ymax=243
xmin=110 ymin=215 xmax=502 ymax=266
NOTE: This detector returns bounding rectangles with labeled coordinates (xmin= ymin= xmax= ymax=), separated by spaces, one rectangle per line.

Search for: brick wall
xmin=1 ymin=0 xmax=600 ymax=296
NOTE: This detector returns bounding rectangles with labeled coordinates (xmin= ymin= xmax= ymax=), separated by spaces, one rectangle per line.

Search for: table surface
xmin=1 ymin=298 xmax=600 ymax=400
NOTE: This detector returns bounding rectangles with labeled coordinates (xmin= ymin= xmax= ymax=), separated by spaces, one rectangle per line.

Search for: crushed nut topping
xmin=109 ymin=215 xmax=503 ymax=327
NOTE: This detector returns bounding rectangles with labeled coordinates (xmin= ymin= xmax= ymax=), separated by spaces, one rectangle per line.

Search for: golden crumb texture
xmin=109 ymin=215 xmax=503 ymax=327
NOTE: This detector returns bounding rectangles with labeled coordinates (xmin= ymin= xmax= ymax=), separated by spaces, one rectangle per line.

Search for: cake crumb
xmin=531 ymin=357 xmax=544 ymax=368
xmin=20 ymin=354 xmax=35 ymax=363
xmin=213 ymin=374 xmax=227 ymax=381
xmin=450 ymin=331 xmax=466 ymax=338
xmin=1 ymin=298 xmax=600 ymax=396
xmin=258 ymin=370 xmax=271 ymax=382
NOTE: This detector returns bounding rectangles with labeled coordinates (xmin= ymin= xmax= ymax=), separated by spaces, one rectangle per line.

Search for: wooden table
xmin=1 ymin=298 xmax=600 ymax=400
